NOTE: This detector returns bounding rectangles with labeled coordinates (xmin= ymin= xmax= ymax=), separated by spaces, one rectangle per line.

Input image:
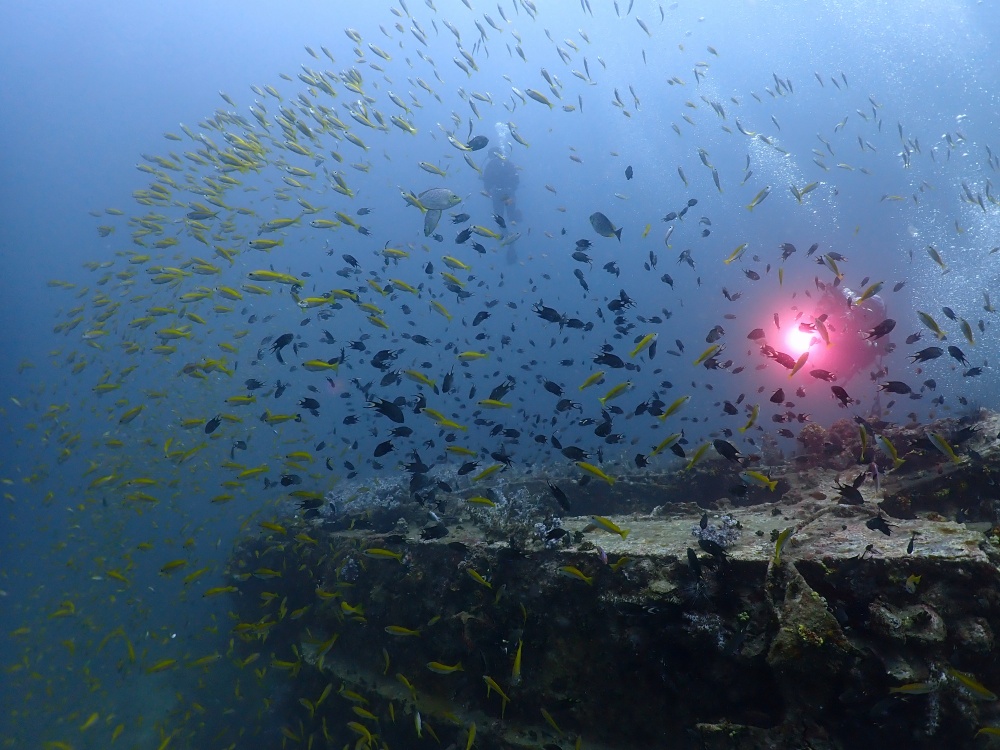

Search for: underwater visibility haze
xmin=5 ymin=0 xmax=1000 ymax=747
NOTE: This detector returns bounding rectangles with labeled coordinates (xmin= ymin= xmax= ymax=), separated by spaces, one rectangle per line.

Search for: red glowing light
xmin=785 ymin=326 xmax=815 ymax=357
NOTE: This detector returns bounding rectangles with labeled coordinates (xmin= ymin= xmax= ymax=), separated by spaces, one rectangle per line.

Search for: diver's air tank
xmin=494 ymin=122 xmax=512 ymax=159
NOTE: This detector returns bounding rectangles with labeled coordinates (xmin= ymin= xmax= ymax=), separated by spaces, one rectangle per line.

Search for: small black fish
xmin=947 ymin=346 xmax=968 ymax=366
xmin=368 ymin=397 xmax=405 ymax=424
xmin=686 ymin=547 xmax=702 ymax=578
xmin=772 ymin=351 xmax=796 ymax=369
xmin=698 ymin=538 xmax=728 ymax=562
xmin=878 ymin=380 xmax=912 ymax=395
xmin=866 ymin=513 xmax=894 ymax=536
xmin=594 ymin=352 xmax=625 ymax=370
xmin=547 ymin=482 xmax=570 ymax=513
xmin=270 ymin=333 xmax=294 ymax=364
xmin=467 ymin=135 xmax=489 ymax=151
xmin=831 ymin=385 xmax=854 ymax=406
xmin=472 ymin=311 xmax=490 ymax=326
xmin=280 ymin=474 xmax=302 ymax=486
xmin=204 ymin=415 xmax=222 ymax=434
xmin=561 ymin=445 xmax=589 ymax=461
xmin=909 ymin=347 xmax=943 ymax=363
xmin=421 ymin=523 xmax=449 ymax=540
xmin=543 ymin=380 xmax=564 ymax=396
xmin=374 ymin=440 xmax=394 ymax=458
xmin=866 ymin=319 xmax=896 ymax=339
xmin=545 ymin=527 xmax=569 ymax=542
xmin=713 ymin=439 xmax=741 ymax=463
xmin=770 ymin=388 xmax=785 ymax=404
xmin=625 ymin=165 xmax=634 ymax=180
xmin=836 ymin=479 xmax=863 ymax=504
xmin=533 ymin=303 xmax=564 ymax=325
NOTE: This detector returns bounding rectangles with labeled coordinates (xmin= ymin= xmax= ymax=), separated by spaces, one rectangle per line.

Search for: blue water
xmin=2 ymin=0 xmax=999 ymax=746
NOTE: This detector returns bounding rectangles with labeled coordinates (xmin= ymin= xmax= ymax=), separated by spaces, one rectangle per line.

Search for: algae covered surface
xmin=221 ymin=412 xmax=1000 ymax=749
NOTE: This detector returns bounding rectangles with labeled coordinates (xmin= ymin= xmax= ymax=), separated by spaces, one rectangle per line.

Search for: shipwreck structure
xmin=225 ymin=412 xmax=1000 ymax=749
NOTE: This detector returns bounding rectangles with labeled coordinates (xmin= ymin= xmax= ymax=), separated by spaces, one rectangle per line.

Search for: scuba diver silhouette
xmin=481 ymin=123 xmax=522 ymax=263
xmin=815 ymin=283 xmax=890 ymax=384
xmin=482 ymin=148 xmax=522 ymax=225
